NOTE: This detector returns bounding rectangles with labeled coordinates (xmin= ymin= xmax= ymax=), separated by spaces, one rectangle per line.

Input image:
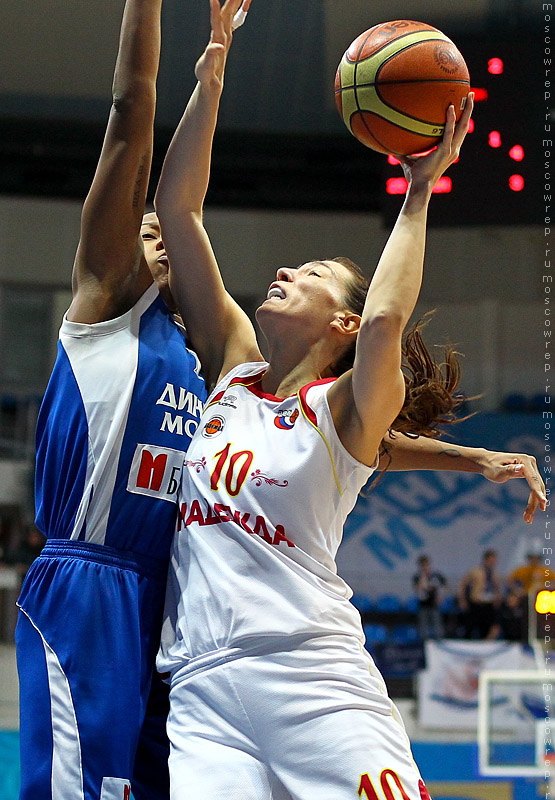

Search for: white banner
xmin=417 ymin=639 xmax=537 ymax=729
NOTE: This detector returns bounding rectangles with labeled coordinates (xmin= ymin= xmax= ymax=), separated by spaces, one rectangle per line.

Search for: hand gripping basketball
xmin=399 ymin=92 xmax=474 ymax=189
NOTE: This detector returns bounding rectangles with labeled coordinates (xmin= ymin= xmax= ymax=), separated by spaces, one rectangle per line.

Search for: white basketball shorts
xmin=166 ymin=634 xmax=431 ymax=800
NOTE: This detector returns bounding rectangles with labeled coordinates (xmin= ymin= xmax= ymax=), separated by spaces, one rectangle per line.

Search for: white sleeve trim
xmin=60 ymin=282 xmax=159 ymax=339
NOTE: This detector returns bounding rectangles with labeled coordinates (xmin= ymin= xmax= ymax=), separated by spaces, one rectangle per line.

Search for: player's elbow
xmin=112 ymin=78 xmax=156 ymax=116
xmin=154 ymin=180 xmax=203 ymax=218
xmin=154 ymin=188 xmax=201 ymax=229
xmin=360 ymin=309 xmax=405 ymax=346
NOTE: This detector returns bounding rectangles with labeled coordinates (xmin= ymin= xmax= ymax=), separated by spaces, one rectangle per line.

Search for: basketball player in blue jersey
xmin=14 ymin=1 xmax=207 ymax=798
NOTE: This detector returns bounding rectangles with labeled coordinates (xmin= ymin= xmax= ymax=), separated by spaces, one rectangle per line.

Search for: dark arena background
xmin=0 ymin=1 xmax=547 ymax=798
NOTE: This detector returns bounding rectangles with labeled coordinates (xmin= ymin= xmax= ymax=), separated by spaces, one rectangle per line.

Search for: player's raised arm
xmin=379 ymin=432 xmax=546 ymax=523
xmin=155 ymin=0 xmax=261 ymax=390
xmin=328 ymin=95 xmax=474 ymax=465
xmin=68 ymin=0 xmax=163 ymax=324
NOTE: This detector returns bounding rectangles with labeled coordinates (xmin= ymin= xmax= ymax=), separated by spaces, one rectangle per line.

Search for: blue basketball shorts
xmin=16 ymin=540 xmax=170 ymax=800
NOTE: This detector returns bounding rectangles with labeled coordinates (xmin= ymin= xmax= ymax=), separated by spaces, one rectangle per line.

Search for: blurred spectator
xmin=6 ymin=525 xmax=45 ymax=577
xmin=509 ymin=552 xmax=554 ymax=594
xmin=493 ymin=590 xmax=528 ymax=642
xmin=458 ymin=550 xmax=502 ymax=639
xmin=412 ymin=555 xmax=446 ymax=640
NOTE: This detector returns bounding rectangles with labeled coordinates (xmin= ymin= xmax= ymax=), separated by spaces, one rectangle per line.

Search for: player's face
xmin=141 ymin=213 xmax=179 ymax=313
xmin=141 ymin=213 xmax=168 ymax=279
xmin=256 ymin=260 xmax=354 ymax=338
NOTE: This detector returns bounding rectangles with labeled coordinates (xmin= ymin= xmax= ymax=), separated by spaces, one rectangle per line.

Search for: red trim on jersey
xmin=205 ymin=390 xmax=225 ymax=409
xmin=247 ymin=380 xmax=286 ymax=401
xmin=419 ymin=780 xmax=432 ymax=800
xmin=227 ymin=371 xmax=276 ymax=396
xmin=298 ymin=378 xmax=336 ymax=425
xmin=228 ymin=371 xmax=337 ymax=406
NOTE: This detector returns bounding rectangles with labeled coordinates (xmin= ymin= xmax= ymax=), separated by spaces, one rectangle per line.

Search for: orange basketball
xmin=335 ymin=20 xmax=470 ymax=156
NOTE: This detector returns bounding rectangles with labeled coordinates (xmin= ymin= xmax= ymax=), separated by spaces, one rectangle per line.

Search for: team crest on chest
xmin=274 ymin=408 xmax=299 ymax=430
xmin=202 ymin=415 xmax=226 ymax=438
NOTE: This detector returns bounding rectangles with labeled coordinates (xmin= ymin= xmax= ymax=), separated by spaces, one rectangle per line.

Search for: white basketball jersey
xmin=158 ymin=362 xmax=377 ymax=676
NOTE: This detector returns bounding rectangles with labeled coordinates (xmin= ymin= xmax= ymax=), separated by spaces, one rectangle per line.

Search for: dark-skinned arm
xmin=67 ymin=0 xmax=162 ymax=324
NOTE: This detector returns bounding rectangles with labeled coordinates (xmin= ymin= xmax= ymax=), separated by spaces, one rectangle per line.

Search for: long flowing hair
xmin=328 ymin=257 xmax=466 ymax=440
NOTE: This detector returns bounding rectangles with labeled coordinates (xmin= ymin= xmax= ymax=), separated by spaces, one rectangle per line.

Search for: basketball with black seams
xmin=335 ymin=20 xmax=470 ymax=156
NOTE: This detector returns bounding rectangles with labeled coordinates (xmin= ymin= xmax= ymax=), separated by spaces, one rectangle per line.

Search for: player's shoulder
xmin=297 ymin=378 xmax=338 ymax=428
xmin=299 ymin=377 xmax=337 ymax=405
xmin=216 ymin=361 xmax=269 ymax=389
xmin=60 ymin=282 xmax=160 ymax=341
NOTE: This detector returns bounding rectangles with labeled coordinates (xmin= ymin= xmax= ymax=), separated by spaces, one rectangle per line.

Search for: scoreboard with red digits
xmin=382 ymin=36 xmax=542 ymax=226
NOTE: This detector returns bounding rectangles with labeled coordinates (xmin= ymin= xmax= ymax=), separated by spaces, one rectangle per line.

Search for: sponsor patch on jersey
xmin=100 ymin=776 xmax=131 ymax=800
xmin=219 ymin=393 xmax=237 ymax=409
xmin=274 ymin=408 xmax=299 ymax=430
xmin=202 ymin=415 xmax=226 ymax=437
xmin=127 ymin=444 xmax=186 ymax=502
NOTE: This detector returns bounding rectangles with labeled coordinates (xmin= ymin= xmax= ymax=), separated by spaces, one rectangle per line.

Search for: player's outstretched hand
xmin=478 ymin=450 xmax=547 ymax=523
xmin=232 ymin=0 xmax=252 ymax=29
xmin=399 ymin=91 xmax=474 ymax=190
xmin=195 ymin=0 xmax=252 ymax=89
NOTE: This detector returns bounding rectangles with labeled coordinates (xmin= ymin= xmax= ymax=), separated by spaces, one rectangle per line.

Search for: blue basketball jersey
xmin=18 ymin=283 xmax=202 ymax=798
xmin=34 ymin=283 xmax=207 ymax=559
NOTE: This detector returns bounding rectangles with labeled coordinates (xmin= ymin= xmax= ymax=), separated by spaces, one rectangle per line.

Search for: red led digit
xmin=432 ymin=177 xmax=452 ymax=194
xmin=509 ymin=174 xmax=524 ymax=191
xmin=470 ymin=87 xmax=488 ymax=102
xmin=488 ymin=57 xmax=503 ymax=74
xmin=489 ymin=131 xmax=501 ymax=148
xmin=386 ymin=177 xmax=408 ymax=195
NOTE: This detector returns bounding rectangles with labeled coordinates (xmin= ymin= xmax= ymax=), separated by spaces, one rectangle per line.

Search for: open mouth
xmin=266 ymin=285 xmax=286 ymax=300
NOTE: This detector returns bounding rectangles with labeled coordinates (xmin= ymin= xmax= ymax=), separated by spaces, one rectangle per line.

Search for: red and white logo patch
xmin=127 ymin=444 xmax=186 ymax=502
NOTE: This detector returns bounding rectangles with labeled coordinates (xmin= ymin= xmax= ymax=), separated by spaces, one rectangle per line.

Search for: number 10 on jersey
xmin=211 ymin=443 xmax=254 ymax=497
xmin=359 ymin=770 xmax=412 ymax=800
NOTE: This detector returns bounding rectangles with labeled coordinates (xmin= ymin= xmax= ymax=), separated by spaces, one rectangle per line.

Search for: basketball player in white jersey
xmin=154 ymin=3 xmax=545 ymax=799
